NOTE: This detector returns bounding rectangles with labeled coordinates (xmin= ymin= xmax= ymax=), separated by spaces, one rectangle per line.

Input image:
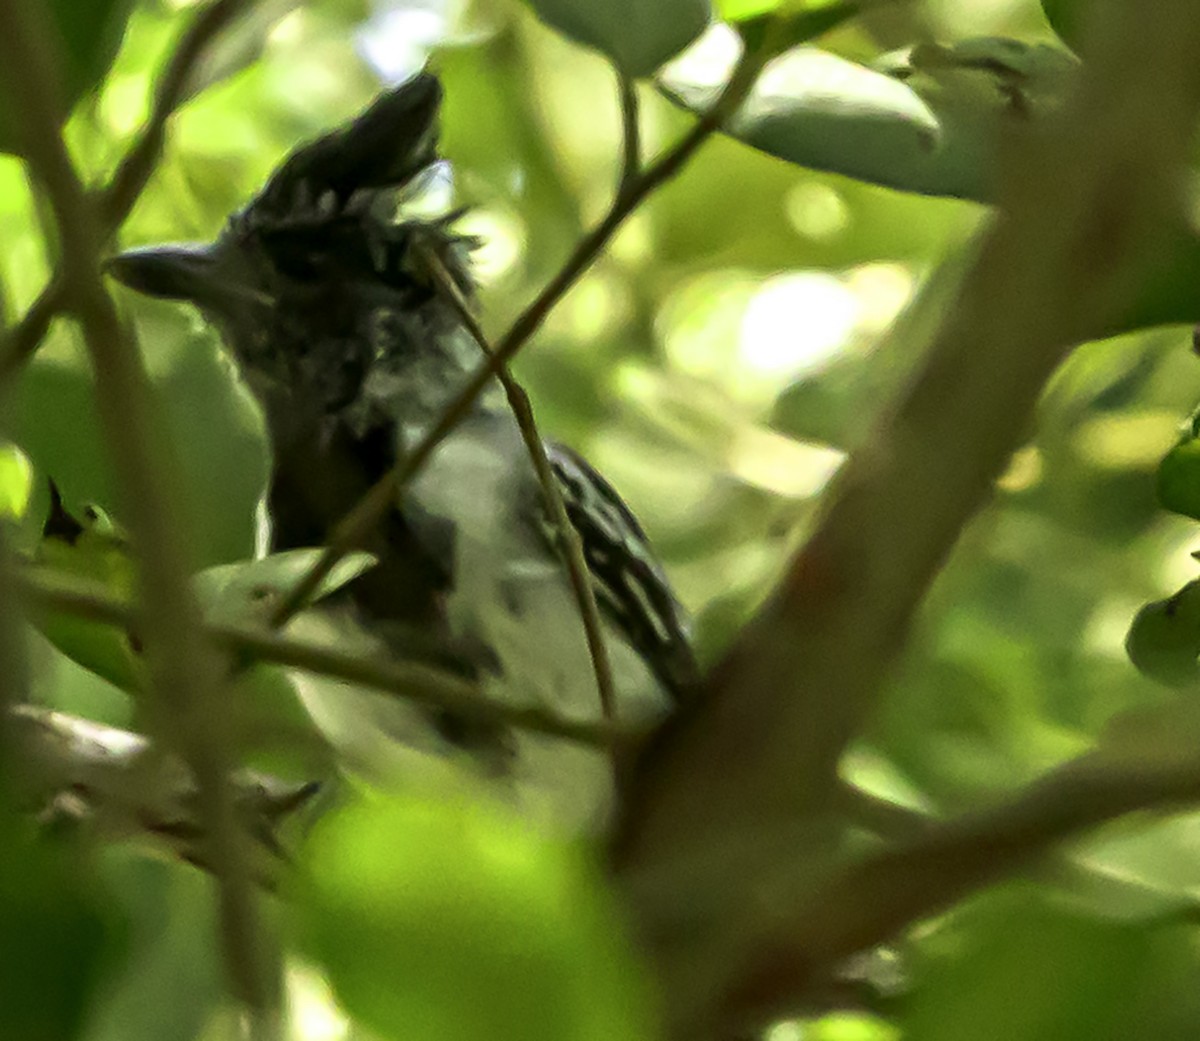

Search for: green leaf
xmin=521 ymin=0 xmax=712 ymax=78
xmin=1125 ymin=580 xmax=1200 ymax=689
xmin=13 ymin=315 xmax=269 ymax=570
xmin=0 ymin=804 xmax=117 ymax=1041
xmin=1110 ymin=221 xmax=1200 ymax=335
xmin=80 ymin=852 xmax=222 ymax=1041
xmin=660 ymin=30 xmax=1078 ymax=202
xmin=33 ymin=498 xmax=144 ymax=693
xmin=737 ymin=1 xmax=865 ymax=54
xmin=293 ymin=788 xmax=659 ymax=1041
xmin=903 ymin=886 xmax=1195 ymax=1041
xmin=194 ymin=548 xmax=377 ymax=626
xmin=0 ymin=0 xmax=136 ymax=155
xmin=718 ymin=0 xmax=780 ymax=19
xmin=1155 ymin=408 xmax=1200 ymax=522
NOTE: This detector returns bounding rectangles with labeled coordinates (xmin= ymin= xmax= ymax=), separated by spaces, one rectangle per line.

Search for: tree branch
xmin=413 ymin=241 xmax=619 ymax=723
xmin=18 ymin=565 xmax=621 ymax=747
xmin=9 ymin=704 xmax=317 ymax=888
xmin=269 ymin=40 xmax=773 ymax=629
xmin=725 ymin=743 xmax=1200 ymax=1029
xmin=616 ymin=70 xmax=641 ymax=195
xmin=611 ymin=0 xmax=1200 ymax=1034
xmin=0 ymin=0 xmax=254 ymax=380
xmin=0 ymin=0 xmax=277 ymax=1028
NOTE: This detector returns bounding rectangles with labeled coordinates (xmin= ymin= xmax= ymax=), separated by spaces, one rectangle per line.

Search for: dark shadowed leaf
xmin=521 ymin=0 xmax=712 ymax=77
xmin=0 ymin=0 xmax=136 ymax=155
xmin=0 ymin=804 xmax=117 ymax=1041
xmin=1041 ymin=0 xmax=1087 ymax=51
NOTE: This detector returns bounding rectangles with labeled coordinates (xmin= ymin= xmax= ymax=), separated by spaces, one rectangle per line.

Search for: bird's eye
xmin=259 ymin=226 xmax=332 ymax=282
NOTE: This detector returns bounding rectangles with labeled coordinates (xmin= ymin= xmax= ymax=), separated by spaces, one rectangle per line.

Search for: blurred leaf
xmin=0 ymin=804 xmax=116 ymax=1041
xmin=718 ymin=0 xmax=780 ymax=18
xmin=33 ymin=495 xmax=144 ymax=693
xmin=521 ymin=0 xmax=711 ymax=77
xmin=1125 ymin=580 xmax=1200 ymax=689
xmin=805 ymin=1012 xmax=900 ymax=1041
xmin=293 ymin=788 xmax=658 ymax=1041
xmin=904 ymin=887 xmax=1198 ymax=1041
xmin=0 ymin=0 xmax=136 ymax=155
xmin=178 ymin=0 xmax=301 ymax=104
xmin=1155 ymin=407 xmax=1200 ymax=521
xmin=12 ymin=313 xmax=269 ymax=569
xmin=661 ymin=30 xmax=1077 ymax=202
xmin=81 ymin=852 xmax=222 ymax=1041
xmin=194 ymin=548 xmax=377 ymax=625
xmin=1111 ymin=223 xmax=1200 ymax=335
xmin=196 ymin=550 xmax=377 ymax=773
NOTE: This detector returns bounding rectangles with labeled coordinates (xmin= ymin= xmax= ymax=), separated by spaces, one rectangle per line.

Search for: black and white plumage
xmin=108 ymin=74 xmax=696 ymax=826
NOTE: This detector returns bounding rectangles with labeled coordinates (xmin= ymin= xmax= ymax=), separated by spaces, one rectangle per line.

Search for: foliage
xmin=2 ymin=0 xmax=1200 ymax=1040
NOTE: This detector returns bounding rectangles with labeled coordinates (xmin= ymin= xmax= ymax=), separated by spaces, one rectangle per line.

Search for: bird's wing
xmin=541 ymin=441 xmax=700 ymax=701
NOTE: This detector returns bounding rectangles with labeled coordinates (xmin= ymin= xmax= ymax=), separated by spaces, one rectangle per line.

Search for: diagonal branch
xmin=413 ymin=240 xmax=618 ymax=723
xmin=610 ymin=0 xmax=1200 ymax=1034
xmin=269 ymin=38 xmax=772 ymax=629
xmin=725 ymin=742 xmax=1200 ymax=1029
xmin=0 ymin=0 xmax=277 ymax=1029
xmin=0 ymin=0 xmax=254 ymax=380
xmin=17 ymin=565 xmax=621 ymax=747
xmin=616 ymin=70 xmax=641 ymax=196
xmin=99 ymin=0 xmax=254 ymax=227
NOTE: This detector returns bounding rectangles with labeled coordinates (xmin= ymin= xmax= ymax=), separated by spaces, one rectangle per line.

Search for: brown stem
xmin=0 ymin=0 xmax=254 ymax=381
xmin=0 ymin=0 xmax=277 ymax=1026
xmin=18 ymin=565 xmax=622 ymax=747
xmin=413 ymin=242 xmax=620 ymax=722
xmin=611 ymin=1 xmax=1200 ymax=1034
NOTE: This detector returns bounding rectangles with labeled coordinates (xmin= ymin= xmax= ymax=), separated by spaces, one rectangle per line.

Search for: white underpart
xmin=290 ymin=408 xmax=671 ymax=832
xmin=411 ymin=410 xmax=668 ymax=828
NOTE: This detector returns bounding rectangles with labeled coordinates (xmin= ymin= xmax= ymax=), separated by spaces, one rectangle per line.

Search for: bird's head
xmin=107 ymin=72 xmax=473 ymax=416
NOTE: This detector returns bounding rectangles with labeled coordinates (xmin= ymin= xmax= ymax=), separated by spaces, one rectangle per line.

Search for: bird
xmin=107 ymin=72 xmax=697 ymax=829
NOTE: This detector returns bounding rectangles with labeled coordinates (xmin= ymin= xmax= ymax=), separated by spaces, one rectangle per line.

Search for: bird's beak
xmin=105 ymin=244 xmax=223 ymax=305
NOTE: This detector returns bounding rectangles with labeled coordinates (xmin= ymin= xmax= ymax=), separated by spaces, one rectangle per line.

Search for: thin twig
xmin=0 ymin=0 xmax=253 ymax=380
xmin=18 ymin=565 xmax=621 ymax=747
xmin=0 ymin=0 xmax=277 ymax=1029
xmin=269 ymin=41 xmax=771 ymax=629
xmin=99 ymin=0 xmax=252 ymax=226
xmin=617 ymin=72 xmax=641 ymax=195
xmin=413 ymin=241 xmax=618 ymax=722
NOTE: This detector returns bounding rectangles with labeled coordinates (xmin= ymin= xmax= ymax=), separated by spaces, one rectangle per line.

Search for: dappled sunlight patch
xmin=1075 ymin=410 xmax=1180 ymax=470
xmin=784 ymin=179 xmax=850 ymax=242
xmin=726 ymin=424 xmax=843 ymax=498
xmin=739 ymin=270 xmax=859 ymax=382
xmin=286 ymin=961 xmax=350 ymax=1041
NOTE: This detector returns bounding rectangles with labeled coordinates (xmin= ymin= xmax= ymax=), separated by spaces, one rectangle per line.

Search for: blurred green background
xmin=5 ymin=0 xmax=1200 ymax=1038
